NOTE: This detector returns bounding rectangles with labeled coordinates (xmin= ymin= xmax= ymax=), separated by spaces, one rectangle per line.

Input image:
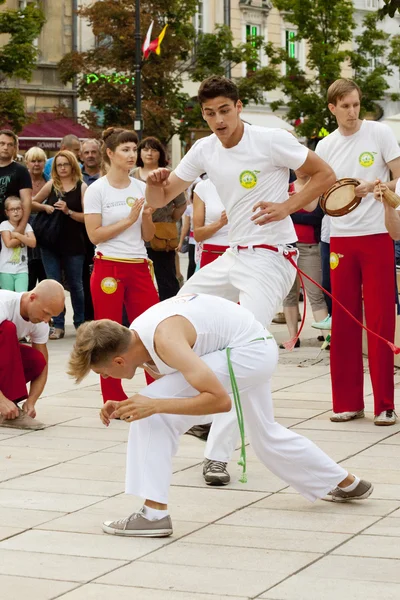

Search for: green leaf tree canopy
xmin=0 ymin=0 xmax=45 ymax=130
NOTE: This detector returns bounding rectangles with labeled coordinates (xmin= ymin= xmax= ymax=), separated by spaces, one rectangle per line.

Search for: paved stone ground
xmin=1 ymin=299 xmax=400 ymax=600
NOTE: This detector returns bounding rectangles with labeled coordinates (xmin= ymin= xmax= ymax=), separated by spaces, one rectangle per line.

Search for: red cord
xmin=283 ymin=251 xmax=400 ymax=354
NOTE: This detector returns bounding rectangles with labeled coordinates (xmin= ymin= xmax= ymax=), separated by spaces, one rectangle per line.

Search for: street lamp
xmin=134 ymin=0 xmax=143 ymax=139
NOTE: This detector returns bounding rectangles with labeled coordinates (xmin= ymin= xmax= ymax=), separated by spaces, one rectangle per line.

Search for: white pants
xmin=126 ymin=339 xmax=346 ymax=504
xmin=179 ymin=246 xmax=297 ymax=463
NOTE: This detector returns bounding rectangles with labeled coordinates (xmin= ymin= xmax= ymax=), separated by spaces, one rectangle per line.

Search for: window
xmin=285 ymin=30 xmax=297 ymax=60
xmin=246 ymin=24 xmax=261 ymax=73
xmin=365 ymin=54 xmax=381 ymax=74
xmin=365 ymin=0 xmax=378 ymax=8
xmin=194 ymin=0 xmax=204 ymax=35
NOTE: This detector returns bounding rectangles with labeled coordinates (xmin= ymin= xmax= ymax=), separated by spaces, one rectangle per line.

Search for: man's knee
xmin=0 ymin=320 xmax=17 ymax=338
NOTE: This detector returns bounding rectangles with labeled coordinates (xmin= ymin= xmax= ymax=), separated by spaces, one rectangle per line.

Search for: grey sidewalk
xmin=1 ymin=308 xmax=400 ymax=599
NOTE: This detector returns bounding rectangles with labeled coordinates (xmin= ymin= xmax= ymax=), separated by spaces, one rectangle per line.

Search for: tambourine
xmin=320 ymin=178 xmax=361 ymax=217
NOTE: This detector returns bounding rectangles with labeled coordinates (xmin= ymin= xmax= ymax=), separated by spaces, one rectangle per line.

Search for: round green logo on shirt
xmin=126 ymin=196 xmax=138 ymax=207
xmin=358 ymin=152 xmax=375 ymax=168
xmin=239 ymin=170 xmax=259 ymax=189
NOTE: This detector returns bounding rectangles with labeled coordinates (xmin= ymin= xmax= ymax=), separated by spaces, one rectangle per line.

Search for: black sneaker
xmin=185 ymin=424 xmax=211 ymax=441
xmin=203 ymin=459 xmax=230 ymax=486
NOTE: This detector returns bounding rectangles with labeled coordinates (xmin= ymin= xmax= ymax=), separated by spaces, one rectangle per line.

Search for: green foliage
xmin=271 ymin=0 xmax=400 ymax=138
xmin=0 ymin=0 xmax=45 ymax=80
xmin=0 ymin=88 xmax=28 ymax=131
xmin=0 ymin=0 xmax=45 ymax=131
xmin=379 ymin=0 xmax=400 ymax=18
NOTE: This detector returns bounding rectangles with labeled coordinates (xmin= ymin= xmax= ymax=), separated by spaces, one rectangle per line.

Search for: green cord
xmin=225 ymin=336 xmax=272 ymax=484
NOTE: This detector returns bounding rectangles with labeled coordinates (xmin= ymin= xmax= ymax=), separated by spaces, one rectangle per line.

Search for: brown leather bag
xmin=150 ymin=222 xmax=179 ymax=252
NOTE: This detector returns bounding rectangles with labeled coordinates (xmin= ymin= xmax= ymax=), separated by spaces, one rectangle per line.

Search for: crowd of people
xmin=1 ymin=74 xmax=400 ymax=539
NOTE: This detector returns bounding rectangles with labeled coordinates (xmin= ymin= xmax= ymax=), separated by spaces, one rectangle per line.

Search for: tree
xmin=0 ymin=0 xmax=45 ymax=130
xmin=269 ymin=0 xmax=400 ymax=138
xmin=379 ymin=0 xmax=400 ymax=19
xmin=58 ymin=1 xmax=281 ymax=143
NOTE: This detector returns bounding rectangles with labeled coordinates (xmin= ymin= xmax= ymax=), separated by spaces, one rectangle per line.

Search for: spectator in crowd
xmin=81 ymin=139 xmax=102 ymax=185
xmin=24 ymin=146 xmax=48 ymax=290
xmin=131 ymin=137 xmax=186 ymax=300
xmin=84 ymin=127 xmax=159 ymax=404
xmin=80 ymin=139 xmax=102 ymax=321
xmin=177 ymin=192 xmax=196 ymax=280
xmin=43 ymin=134 xmax=81 ymax=180
xmin=0 ymin=130 xmax=32 ymax=228
xmin=0 ymin=279 xmax=65 ymax=430
xmin=281 ymin=174 xmax=328 ymax=348
xmin=193 ymin=178 xmax=229 ymax=268
xmin=32 ymin=151 xmax=87 ymax=339
xmin=0 ymin=197 xmax=36 ymax=292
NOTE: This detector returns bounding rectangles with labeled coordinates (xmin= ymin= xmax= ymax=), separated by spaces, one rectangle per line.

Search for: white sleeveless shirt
xmin=130 ymin=294 xmax=266 ymax=375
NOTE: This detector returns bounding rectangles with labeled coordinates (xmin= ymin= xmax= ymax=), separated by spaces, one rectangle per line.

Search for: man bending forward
xmin=68 ymin=294 xmax=373 ymax=537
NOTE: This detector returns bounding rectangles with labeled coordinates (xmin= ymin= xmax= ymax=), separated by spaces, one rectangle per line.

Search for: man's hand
xmin=354 ymin=179 xmax=373 ymax=198
xmin=23 ymin=401 xmax=36 ymax=419
xmin=111 ymin=394 xmax=158 ymax=422
xmin=100 ymin=400 xmax=120 ymax=426
xmin=251 ymin=201 xmax=290 ymax=225
xmin=0 ymin=396 xmax=19 ymax=420
xmin=147 ymin=168 xmax=171 ymax=188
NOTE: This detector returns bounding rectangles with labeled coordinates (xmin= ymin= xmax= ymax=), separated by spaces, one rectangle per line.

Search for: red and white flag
xmin=142 ymin=20 xmax=154 ymax=59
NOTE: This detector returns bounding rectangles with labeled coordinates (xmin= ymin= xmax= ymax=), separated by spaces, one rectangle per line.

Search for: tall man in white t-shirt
xmin=68 ymin=295 xmax=373 ymax=537
xmin=145 ymin=76 xmax=336 ymax=485
xmin=315 ymin=79 xmax=400 ymax=426
xmin=0 ymin=279 xmax=65 ymax=429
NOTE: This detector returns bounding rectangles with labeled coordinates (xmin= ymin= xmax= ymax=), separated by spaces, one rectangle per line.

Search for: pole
xmin=134 ymin=0 xmax=143 ymax=138
xmin=224 ymin=0 xmax=231 ymax=78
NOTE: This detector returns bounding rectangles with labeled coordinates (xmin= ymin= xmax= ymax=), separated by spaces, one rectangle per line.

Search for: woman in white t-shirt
xmin=0 ymin=196 xmax=36 ymax=292
xmin=84 ymin=128 xmax=159 ymax=403
xmin=192 ymin=178 xmax=229 ymax=268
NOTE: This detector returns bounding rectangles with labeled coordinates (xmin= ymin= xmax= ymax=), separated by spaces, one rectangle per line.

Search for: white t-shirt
xmin=316 ymin=120 xmax=400 ymax=237
xmin=0 ymin=222 xmax=33 ymax=274
xmin=320 ymin=215 xmax=331 ymax=244
xmin=84 ymin=176 xmax=147 ymax=259
xmin=0 ymin=290 xmax=49 ymax=343
xmin=174 ymin=123 xmax=308 ymax=246
xmin=131 ymin=293 xmax=266 ymax=375
xmin=194 ymin=179 xmax=230 ymax=246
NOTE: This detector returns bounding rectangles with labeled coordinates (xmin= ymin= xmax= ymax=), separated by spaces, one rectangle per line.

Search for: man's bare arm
xmin=146 ymin=169 xmax=193 ymax=209
xmin=251 ymin=151 xmax=336 ymax=225
xmin=26 ymin=344 xmax=48 ymax=407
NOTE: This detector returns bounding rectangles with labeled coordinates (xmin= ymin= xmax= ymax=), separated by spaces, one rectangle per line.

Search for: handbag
xmin=32 ymin=191 xmax=65 ymax=251
xmin=150 ymin=222 xmax=179 ymax=252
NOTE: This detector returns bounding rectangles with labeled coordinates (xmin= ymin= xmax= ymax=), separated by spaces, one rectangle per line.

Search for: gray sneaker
xmin=102 ymin=509 xmax=173 ymax=537
xmin=0 ymin=408 xmax=45 ymax=430
xmin=330 ymin=409 xmax=364 ymax=422
xmin=325 ymin=479 xmax=373 ymax=503
xmin=203 ymin=459 xmax=230 ymax=486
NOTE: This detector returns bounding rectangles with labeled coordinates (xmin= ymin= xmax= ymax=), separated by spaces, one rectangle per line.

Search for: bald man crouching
xmin=0 ymin=280 xmax=65 ymax=430
xmin=68 ymin=294 xmax=373 ymax=538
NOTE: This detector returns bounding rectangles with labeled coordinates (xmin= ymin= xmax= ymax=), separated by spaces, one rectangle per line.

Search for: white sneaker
xmin=374 ymin=410 xmax=397 ymax=426
xmin=330 ymin=410 xmax=364 ymax=422
xmin=311 ymin=316 xmax=332 ymax=330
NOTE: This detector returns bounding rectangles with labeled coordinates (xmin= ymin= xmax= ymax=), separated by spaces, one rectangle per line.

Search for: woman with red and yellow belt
xmin=192 ymin=178 xmax=229 ymax=268
xmin=84 ymin=128 xmax=159 ymax=402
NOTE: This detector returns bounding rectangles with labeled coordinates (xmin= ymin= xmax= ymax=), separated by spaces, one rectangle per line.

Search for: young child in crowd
xmin=0 ymin=196 xmax=36 ymax=292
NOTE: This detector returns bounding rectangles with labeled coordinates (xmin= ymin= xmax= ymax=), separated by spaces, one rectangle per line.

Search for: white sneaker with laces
xmin=311 ymin=315 xmax=332 ymax=330
xmin=330 ymin=410 xmax=364 ymax=422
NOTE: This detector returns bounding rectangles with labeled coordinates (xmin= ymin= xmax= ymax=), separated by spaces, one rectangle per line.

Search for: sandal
xmin=49 ymin=327 xmax=65 ymax=340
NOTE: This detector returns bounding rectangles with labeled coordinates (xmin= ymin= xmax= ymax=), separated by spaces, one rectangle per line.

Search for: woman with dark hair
xmin=32 ymin=150 xmax=87 ymax=339
xmin=131 ymin=136 xmax=186 ymax=300
xmin=84 ymin=128 xmax=159 ymax=403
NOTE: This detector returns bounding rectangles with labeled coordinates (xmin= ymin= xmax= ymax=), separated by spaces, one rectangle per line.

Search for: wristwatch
xmin=68 ymin=209 xmax=73 ymax=217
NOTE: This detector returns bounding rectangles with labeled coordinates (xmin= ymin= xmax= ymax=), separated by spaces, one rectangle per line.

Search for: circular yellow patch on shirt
xmin=101 ymin=277 xmax=118 ymax=294
xmin=358 ymin=152 xmax=375 ymax=168
xmin=239 ymin=170 xmax=258 ymax=189
xmin=126 ymin=196 xmax=138 ymax=207
xmin=330 ymin=252 xmax=340 ymax=270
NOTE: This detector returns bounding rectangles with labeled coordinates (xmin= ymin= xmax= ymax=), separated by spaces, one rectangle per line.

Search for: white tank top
xmin=130 ymin=294 xmax=266 ymax=375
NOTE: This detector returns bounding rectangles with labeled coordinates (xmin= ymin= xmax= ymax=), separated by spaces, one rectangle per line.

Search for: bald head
xmin=21 ymin=280 xmax=66 ymax=325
